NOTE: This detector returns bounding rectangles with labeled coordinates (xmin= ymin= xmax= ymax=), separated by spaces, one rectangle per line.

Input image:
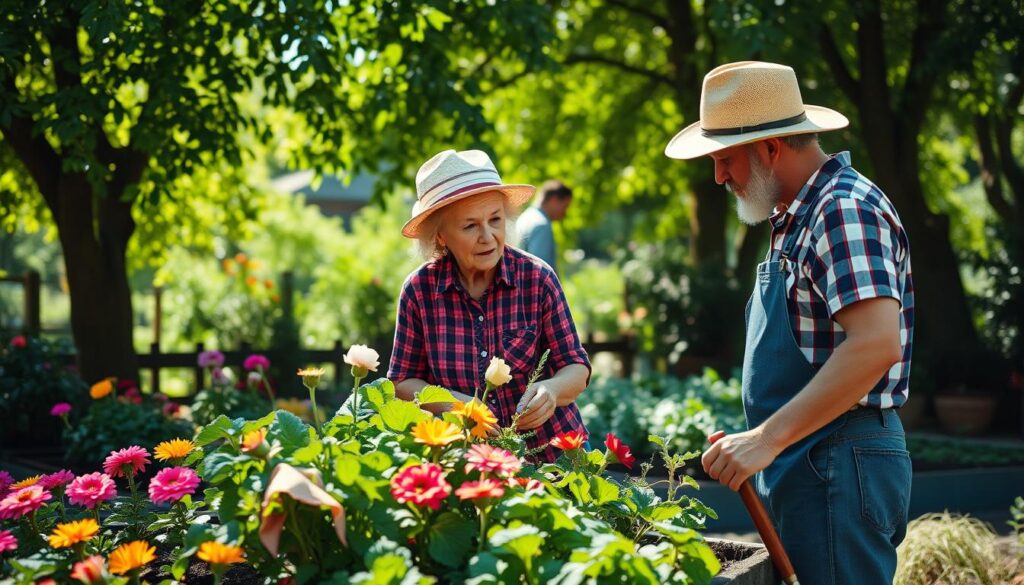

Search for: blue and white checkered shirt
xmin=768 ymin=152 xmax=914 ymax=409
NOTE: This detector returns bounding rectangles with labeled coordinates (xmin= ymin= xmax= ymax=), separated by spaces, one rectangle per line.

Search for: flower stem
xmin=351 ymin=375 xmax=364 ymax=419
xmin=308 ymin=386 xmax=322 ymax=436
xmin=258 ymin=366 xmax=276 ymax=404
xmin=477 ymin=506 xmax=490 ymax=553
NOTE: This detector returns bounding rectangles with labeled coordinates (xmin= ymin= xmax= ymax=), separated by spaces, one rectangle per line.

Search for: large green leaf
xmin=415 ymin=385 xmax=458 ymax=405
xmin=428 ymin=511 xmax=476 ymax=568
xmin=588 ymin=476 xmax=619 ymax=506
xmin=195 ymin=415 xmax=236 ymax=447
xmin=489 ymin=526 xmax=546 ymax=573
xmin=270 ymin=410 xmax=310 ymax=454
xmin=379 ymin=400 xmax=428 ymax=432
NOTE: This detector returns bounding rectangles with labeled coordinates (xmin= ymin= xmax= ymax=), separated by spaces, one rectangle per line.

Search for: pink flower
xmin=464 ymin=444 xmax=522 ymax=477
xmin=0 ymin=529 xmax=16 ymax=553
xmin=9 ymin=335 xmax=26 ymax=349
xmin=211 ymin=367 xmax=231 ymax=385
xmin=50 ymin=402 xmax=72 ymax=417
xmin=0 ymin=485 xmax=51 ymax=520
xmin=38 ymin=470 xmax=76 ymax=490
xmin=198 ymin=350 xmax=225 ymax=368
xmin=122 ymin=387 xmax=142 ymax=405
xmin=506 ymin=476 xmax=545 ymax=492
xmin=455 ymin=479 xmax=506 ymax=501
xmin=71 ymin=555 xmax=106 ymax=583
xmin=343 ymin=344 xmax=380 ymax=373
xmin=162 ymin=402 xmax=182 ymax=417
xmin=244 ymin=354 xmax=270 ymax=370
xmin=148 ymin=467 xmax=200 ymax=504
xmin=0 ymin=470 xmax=13 ymax=496
xmin=389 ymin=463 xmax=451 ymax=510
xmin=66 ymin=473 xmax=116 ymax=509
xmin=103 ymin=446 xmax=151 ymax=478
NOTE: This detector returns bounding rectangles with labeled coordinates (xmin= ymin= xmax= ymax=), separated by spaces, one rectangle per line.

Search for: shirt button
xmin=481 ymin=350 xmax=488 ymax=357
xmin=478 ymin=315 xmax=484 ymax=322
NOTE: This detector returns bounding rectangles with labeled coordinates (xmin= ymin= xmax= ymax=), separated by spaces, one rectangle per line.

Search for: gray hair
xmin=413 ymin=193 xmax=521 ymax=261
xmin=780 ymin=133 xmax=819 ymax=150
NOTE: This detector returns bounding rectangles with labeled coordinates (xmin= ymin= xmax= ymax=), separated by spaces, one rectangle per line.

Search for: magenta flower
xmin=50 ymin=402 xmax=72 ymax=417
xmin=389 ymin=463 xmax=451 ymax=510
xmin=148 ymin=467 xmax=200 ymax=504
xmin=9 ymin=335 xmax=26 ymax=349
xmin=38 ymin=470 xmax=76 ymax=491
xmin=66 ymin=473 xmax=116 ymax=509
xmin=464 ymin=444 xmax=522 ymax=477
xmin=198 ymin=350 xmax=225 ymax=368
xmin=0 ymin=485 xmax=51 ymax=520
xmin=162 ymin=402 xmax=181 ymax=417
xmin=0 ymin=529 xmax=16 ymax=553
xmin=0 ymin=470 xmax=13 ymax=496
xmin=244 ymin=354 xmax=270 ymax=371
xmin=103 ymin=446 xmax=151 ymax=478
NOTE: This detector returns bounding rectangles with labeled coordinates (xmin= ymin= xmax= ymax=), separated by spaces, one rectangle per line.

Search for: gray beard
xmin=731 ymin=156 xmax=781 ymax=225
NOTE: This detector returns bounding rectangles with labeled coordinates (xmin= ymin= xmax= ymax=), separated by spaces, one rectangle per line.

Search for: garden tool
xmin=708 ymin=434 xmax=800 ymax=585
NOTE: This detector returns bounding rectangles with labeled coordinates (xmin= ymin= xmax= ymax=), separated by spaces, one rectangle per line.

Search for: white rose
xmin=344 ymin=344 xmax=380 ymax=372
xmin=485 ymin=357 xmax=513 ymax=387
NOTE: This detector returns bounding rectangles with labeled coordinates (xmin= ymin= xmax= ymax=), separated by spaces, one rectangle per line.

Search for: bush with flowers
xmin=0 ymin=345 xmax=720 ymax=584
xmin=0 ymin=335 xmax=86 ymax=448
xmin=190 ymin=350 xmax=275 ymax=427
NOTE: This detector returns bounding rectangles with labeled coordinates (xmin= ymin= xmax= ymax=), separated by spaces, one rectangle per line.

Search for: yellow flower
xmin=451 ymin=399 xmax=498 ymax=439
xmin=108 ymin=540 xmax=156 ymax=575
xmin=48 ymin=518 xmax=99 ymax=548
xmin=89 ymin=377 xmax=115 ymax=399
xmin=197 ymin=541 xmax=245 ymax=565
xmin=11 ymin=475 xmax=41 ymax=489
xmin=411 ymin=418 xmax=464 ymax=447
xmin=275 ymin=398 xmax=310 ymax=419
xmin=240 ymin=428 xmax=268 ymax=453
xmin=153 ymin=438 xmax=195 ymax=462
xmin=297 ymin=367 xmax=326 ymax=390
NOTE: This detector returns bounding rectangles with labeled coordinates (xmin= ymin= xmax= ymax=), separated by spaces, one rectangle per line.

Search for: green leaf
xmin=360 ymin=451 xmax=393 ymax=473
xmin=379 ymin=400 xmax=428 ymax=432
xmin=423 ymin=7 xmax=452 ymax=31
xmin=195 ymin=415 xmax=236 ymax=446
xmin=271 ymin=410 xmax=310 ymax=453
xmin=335 ymin=453 xmax=361 ymax=486
xmin=291 ymin=430 xmax=323 ymax=464
xmin=415 ymin=385 xmax=457 ymax=405
xmin=644 ymin=503 xmax=682 ymax=522
xmin=647 ymin=434 xmax=666 ymax=449
xmin=242 ymin=411 xmax=277 ymax=434
xmin=201 ymin=452 xmax=248 ymax=484
xmin=428 ymin=511 xmax=476 ymax=568
xmin=588 ymin=476 xmax=619 ymax=506
xmin=489 ymin=526 xmax=546 ymax=573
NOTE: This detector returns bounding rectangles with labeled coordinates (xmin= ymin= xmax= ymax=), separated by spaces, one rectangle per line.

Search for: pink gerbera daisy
xmin=0 ymin=485 xmax=51 ymax=520
xmin=38 ymin=469 xmax=76 ymax=491
xmin=49 ymin=402 xmax=72 ymax=417
xmin=103 ymin=446 xmax=151 ymax=478
xmin=148 ymin=467 xmax=200 ymax=504
xmin=66 ymin=473 xmax=117 ymax=509
xmin=389 ymin=463 xmax=451 ymax=510
xmin=455 ymin=479 xmax=506 ymax=501
xmin=0 ymin=529 xmax=17 ymax=553
xmin=464 ymin=444 xmax=522 ymax=477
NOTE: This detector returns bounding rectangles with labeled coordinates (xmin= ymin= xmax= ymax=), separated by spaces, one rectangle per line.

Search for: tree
xmin=0 ymin=0 xmax=553 ymax=382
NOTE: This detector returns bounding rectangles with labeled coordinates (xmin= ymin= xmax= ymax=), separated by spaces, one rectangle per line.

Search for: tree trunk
xmin=53 ymin=174 xmax=139 ymax=383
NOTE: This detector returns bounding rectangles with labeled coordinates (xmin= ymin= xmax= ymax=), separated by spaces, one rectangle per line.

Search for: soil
xmin=146 ymin=548 xmax=264 ymax=585
xmin=708 ymin=538 xmax=757 ymax=575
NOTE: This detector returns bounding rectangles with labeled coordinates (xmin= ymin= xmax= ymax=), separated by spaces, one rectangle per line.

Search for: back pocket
xmin=854 ymin=447 xmax=912 ymax=534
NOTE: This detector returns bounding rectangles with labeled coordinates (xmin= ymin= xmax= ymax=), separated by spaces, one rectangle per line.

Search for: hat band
xmin=425 ymin=180 xmax=502 ymax=208
xmin=700 ymin=112 xmax=807 ymax=137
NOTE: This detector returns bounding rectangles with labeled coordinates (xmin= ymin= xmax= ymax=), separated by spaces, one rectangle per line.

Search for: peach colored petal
xmin=259 ymin=463 xmax=346 ymax=556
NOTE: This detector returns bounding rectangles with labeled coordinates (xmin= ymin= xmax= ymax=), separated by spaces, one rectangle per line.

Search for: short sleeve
xmin=805 ymin=196 xmax=904 ymax=317
xmin=387 ymin=278 xmax=430 ymax=382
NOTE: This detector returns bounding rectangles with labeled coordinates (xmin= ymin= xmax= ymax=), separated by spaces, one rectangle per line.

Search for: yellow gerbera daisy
xmin=411 ymin=418 xmax=464 ymax=447
xmin=108 ymin=540 xmax=156 ymax=575
xmin=197 ymin=541 xmax=245 ymax=565
xmin=297 ymin=367 xmax=326 ymax=389
xmin=153 ymin=438 xmax=196 ymax=462
xmin=450 ymin=399 xmax=498 ymax=439
xmin=10 ymin=475 xmax=41 ymax=490
xmin=89 ymin=377 xmax=115 ymax=399
xmin=48 ymin=518 xmax=100 ymax=548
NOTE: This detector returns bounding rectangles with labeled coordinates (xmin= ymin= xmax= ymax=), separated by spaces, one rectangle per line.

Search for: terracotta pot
xmin=933 ymin=393 xmax=997 ymax=436
xmin=897 ymin=394 xmax=927 ymax=430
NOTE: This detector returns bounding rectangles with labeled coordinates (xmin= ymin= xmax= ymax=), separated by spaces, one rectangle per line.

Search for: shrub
xmin=895 ymin=512 xmax=1005 ymax=585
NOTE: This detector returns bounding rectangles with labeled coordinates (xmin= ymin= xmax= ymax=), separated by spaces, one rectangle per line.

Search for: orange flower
xmin=411 ymin=418 xmax=464 ymax=447
xmin=450 ymin=399 xmax=498 ymax=439
xmin=241 ymin=428 xmax=268 ymax=453
xmin=222 ymin=258 xmax=236 ymax=275
xmin=245 ymin=275 xmax=258 ymax=287
xmin=197 ymin=541 xmax=245 ymax=565
xmin=108 ymin=540 xmax=156 ymax=575
xmin=264 ymin=278 xmax=275 ymax=290
xmin=550 ymin=431 xmax=587 ymax=451
xmin=234 ymin=252 xmax=248 ymax=266
xmin=10 ymin=475 xmax=41 ymax=490
xmin=48 ymin=518 xmax=99 ymax=548
xmin=154 ymin=438 xmax=195 ymax=462
xmin=89 ymin=378 xmax=115 ymax=399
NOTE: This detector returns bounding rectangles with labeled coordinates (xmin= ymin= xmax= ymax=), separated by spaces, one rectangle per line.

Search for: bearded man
xmin=666 ymin=61 xmax=915 ymax=584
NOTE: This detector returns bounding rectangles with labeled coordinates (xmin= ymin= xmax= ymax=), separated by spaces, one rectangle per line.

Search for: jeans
xmin=755 ymin=408 xmax=912 ymax=585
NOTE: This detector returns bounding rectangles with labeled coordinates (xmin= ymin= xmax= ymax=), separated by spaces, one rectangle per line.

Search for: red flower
xmin=9 ymin=335 xmax=26 ymax=349
xmin=550 ymin=431 xmax=587 ymax=451
xmin=604 ymin=433 xmax=636 ymax=470
xmin=389 ymin=463 xmax=451 ymax=510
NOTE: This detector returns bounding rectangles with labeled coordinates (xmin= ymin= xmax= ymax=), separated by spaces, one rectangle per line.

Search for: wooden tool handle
xmin=708 ymin=434 xmax=798 ymax=583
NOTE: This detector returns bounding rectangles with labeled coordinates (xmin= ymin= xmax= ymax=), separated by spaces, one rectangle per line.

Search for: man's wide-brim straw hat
xmin=665 ymin=61 xmax=849 ymax=160
xmin=402 ymin=149 xmax=534 ymax=238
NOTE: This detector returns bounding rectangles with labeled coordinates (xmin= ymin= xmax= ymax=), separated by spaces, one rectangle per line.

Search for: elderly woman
xmin=388 ymin=149 xmax=591 ymax=462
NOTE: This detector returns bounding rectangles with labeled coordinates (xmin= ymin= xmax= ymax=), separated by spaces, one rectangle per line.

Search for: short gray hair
xmin=413 ymin=193 xmax=521 ymax=261
xmin=780 ymin=133 xmax=819 ymax=150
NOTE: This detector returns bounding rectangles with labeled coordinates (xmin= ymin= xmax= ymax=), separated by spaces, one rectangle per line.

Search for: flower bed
xmin=0 ymin=354 xmax=724 ymax=583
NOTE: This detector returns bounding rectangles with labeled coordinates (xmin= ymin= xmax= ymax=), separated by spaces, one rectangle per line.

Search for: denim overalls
xmin=741 ymin=170 xmax=912 ymax=584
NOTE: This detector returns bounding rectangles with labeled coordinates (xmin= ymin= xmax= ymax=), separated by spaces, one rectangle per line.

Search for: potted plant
xmin=932 ymin=348 xmax=1008 ymax=436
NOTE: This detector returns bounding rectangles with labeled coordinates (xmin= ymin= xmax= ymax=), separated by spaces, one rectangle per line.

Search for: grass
xmin=895 ymin=512 xmax=1022 ymax=585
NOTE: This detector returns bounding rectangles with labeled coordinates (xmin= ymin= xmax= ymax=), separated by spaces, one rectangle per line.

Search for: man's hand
xmin=516 ymin=382 xmax=557 ymax=430
xmin=701 ymin=427 xmax=784 ymax=491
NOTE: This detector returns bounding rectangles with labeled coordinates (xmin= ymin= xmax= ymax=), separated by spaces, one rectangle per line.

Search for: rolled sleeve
xmin=387 ymin=279 xmax=429 ymax=382
xmin=539 ymin=271 xmax=591 ymax=379
xmin=806 ymin=197 xmax=903 ymax=318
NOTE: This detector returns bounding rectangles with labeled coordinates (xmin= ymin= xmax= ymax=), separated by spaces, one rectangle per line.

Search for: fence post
xmin=150 ymin=342 xmax=161 ymax=394
xmin=153 ymin=286 xmax=163 ymax=346
xmin=23 ymin=270 xmax=40 ymax=336
xmin=195 ymin=342 xmax=205 ymax=391
xmin=333 ymin=339 xmax=344 ymax=388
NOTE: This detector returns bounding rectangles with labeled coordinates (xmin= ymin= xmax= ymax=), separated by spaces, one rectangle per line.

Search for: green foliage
xmin=191 ymin=375 xmax=271 ymax=427
xmin=965 ymin=223 xmax=1024 ymax=366
xmin=578 ymin=370 xmax=745 ymax=463
xmin=561 ymin=258 xmax=626 ymax=339
xmin=1010 ymin=497 xmax=1024 ymax=547
xmin=0 ymin=335 xmax=85 ymax=447
xmin=906 ymin=435 xmax=1024 ymax=469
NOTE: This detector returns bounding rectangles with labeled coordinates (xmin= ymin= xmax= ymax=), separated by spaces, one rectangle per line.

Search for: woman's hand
xmin=515 ymin=382 xmax=558 ymax=430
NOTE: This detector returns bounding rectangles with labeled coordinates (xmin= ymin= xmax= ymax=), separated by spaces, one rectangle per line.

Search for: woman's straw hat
xmin=402 ymin=149 xmax=534 ymax=238
xmin=665 ymin=61 xmax=849 ymax=160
